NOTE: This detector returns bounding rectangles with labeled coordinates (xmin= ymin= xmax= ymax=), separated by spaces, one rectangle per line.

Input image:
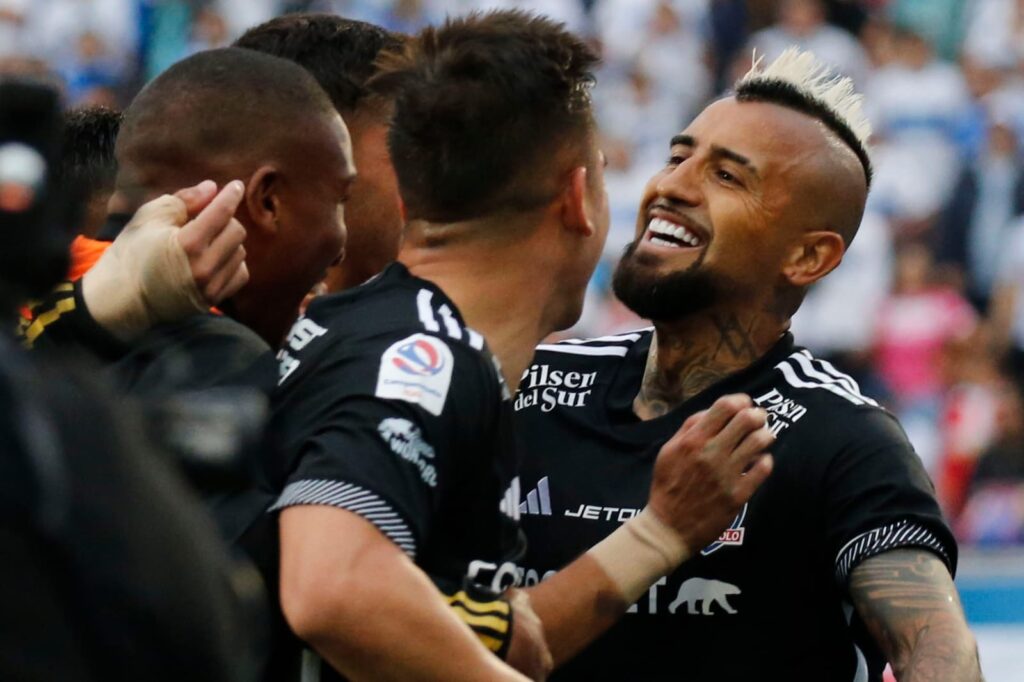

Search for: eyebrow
xmin=669 ymin=134 xmax=759 ymax=177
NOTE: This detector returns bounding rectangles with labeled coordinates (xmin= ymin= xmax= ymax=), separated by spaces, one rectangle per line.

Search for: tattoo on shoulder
xmin=849 ymin=549 xmax=980 ymax=681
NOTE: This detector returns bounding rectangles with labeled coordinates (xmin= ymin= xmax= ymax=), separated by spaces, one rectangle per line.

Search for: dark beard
xmin=611 ymin=239 xmax=725 ymax=322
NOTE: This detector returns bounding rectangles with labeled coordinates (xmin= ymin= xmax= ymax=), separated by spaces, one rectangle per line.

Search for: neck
xmin=634 ymin=308 xmax=786 ymax=420
xmin=399 ymin=221 xmax=558 ymax=391
xmin=221 ymin=295 xmax=296 ymax=349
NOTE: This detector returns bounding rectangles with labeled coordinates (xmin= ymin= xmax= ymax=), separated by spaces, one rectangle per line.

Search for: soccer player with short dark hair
xmin=513 ymin=49 xmax=982 ymax=681
xmin=268 ymin=11 xmax=773 ymax=681
xmin=58 ymin=106 xmax=122 ymax=239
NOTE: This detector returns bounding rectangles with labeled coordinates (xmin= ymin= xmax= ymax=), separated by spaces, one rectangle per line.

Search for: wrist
xmin=586 ymin=507 xmax=691 ymax=605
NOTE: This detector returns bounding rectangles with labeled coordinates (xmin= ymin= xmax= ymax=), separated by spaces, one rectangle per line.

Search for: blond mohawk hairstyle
xmin=735 ymin=47 xmax=873 ymax=185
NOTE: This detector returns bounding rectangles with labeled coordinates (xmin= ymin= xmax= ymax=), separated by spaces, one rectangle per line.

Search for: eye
xmin=667 ymin=154 xmax=686 ymax=166
xmin=716 ymin=169 xmax=738 ymax=184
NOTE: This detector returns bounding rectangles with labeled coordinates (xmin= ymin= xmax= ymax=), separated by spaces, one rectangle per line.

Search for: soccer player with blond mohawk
xmin=513 ymin=48 xmax=983 ymax=681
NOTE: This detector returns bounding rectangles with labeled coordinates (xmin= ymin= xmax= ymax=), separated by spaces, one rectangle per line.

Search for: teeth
xmin=650 ymin=236 xmax=680 ymax=248
xmin=647 ymin=217 xmax=700 ymax=246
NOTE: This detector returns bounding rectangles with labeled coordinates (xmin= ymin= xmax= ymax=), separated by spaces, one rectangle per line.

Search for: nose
xmin=655 ymin=157 xmax=703 ymax=208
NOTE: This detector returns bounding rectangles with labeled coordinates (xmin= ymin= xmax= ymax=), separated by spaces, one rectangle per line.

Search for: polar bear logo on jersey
xmin=668 ymin=578 xmax=741 ymax=615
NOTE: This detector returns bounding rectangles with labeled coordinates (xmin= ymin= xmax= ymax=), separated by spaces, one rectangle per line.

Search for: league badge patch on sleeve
xmin=376 ymin=333 xmax=454 ymax=416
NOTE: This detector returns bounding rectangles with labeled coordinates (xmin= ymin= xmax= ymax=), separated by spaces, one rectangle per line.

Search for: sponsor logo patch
xmin=753 ymin=388 xmax=807 ymax=436
xmin=700 ymin=503 xmax=747 ymax=556
xmin=513 ymin=363 xmax=598 ymax=412
xmin=377 ymin=417 xmax=437 ymax=487
xmin=376 ymin=334 xmax=454 ymax=416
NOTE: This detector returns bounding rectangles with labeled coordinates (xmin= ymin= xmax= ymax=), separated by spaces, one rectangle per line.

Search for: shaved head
xmin=116 ymin=47 xmax=342 ymax=201
xmin=115 ymin=47 xmax=356 ymax=345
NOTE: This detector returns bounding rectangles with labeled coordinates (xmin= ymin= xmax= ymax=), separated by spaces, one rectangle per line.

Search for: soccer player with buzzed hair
xmin=234 ymin=14 xmax=405 ymax=293
xmin=269 ymin=10 xmax=773 ymax=681
xmin=30 ymin=47 xmax=354 ymax=380
xmin=513 ymin=49 xmax=982 ymax=681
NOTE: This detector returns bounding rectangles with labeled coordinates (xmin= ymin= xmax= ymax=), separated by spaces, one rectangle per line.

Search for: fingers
xmin=676 ymin=409 xmax=707 ymax=435
xmin=713 ymin=406 xmax=768 ymax=455
xmin=218 ymin=261 xmax=250 ymax=302
xmin=731 ymin=454 xmax=773 ymax=504
xmin=727 ymin=421 xmax=775 ymax=476
xmin=683 ymin=394 xmax=753 ymax=442
xmin=177 ymin=180 xmax=245 ymax=252
xmin=202 ymin=242 xmax=247 ymax=303
xmin=173 ymin=179 xmax=218 ymax=216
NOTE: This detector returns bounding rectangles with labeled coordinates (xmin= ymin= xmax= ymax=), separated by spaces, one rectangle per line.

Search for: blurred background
xmin=1 ymin=0 xmax=1022 ymax=677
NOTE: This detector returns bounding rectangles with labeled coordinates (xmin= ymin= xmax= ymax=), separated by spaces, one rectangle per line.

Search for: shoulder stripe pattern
xmin=559 ymin=329 xmax=651 ymax=345
xmin=775 ymin=351 xmax=878 ymax=406
xmin=416 ymin=289 xmax=440 ymax=333
xmin=834 ymin=519 xmax=952 ymax=585
xmin=416 ymin=288 xmax=483 ymax=348
xmin=271 ymin=479 xmax=417 ymax=558
xmin=535 ymin=344 xmax=629 ymax=357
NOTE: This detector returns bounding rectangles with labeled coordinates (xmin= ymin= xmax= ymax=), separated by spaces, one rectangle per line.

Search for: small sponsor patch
xmin=378 ymin=417 xmax=437 ymax=487
xmin=376 ymin=333 xmax=454 ymax=416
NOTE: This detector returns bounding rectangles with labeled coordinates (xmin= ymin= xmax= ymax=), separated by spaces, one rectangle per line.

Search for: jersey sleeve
xmin=19 ymin=279 xmax=128 ymax=361
xmin=820 ymin=409 xmax=957 ymax=588
xmin=270 ymin=327 xmax=498 ymax=560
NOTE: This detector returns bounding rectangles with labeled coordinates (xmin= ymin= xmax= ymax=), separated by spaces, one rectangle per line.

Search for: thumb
xmin=125 ymin=194 xmax=189 ymax=231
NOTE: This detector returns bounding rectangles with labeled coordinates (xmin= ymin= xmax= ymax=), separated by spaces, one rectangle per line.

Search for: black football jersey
xmin=266 ymin=263 xmax=524 ymax=679
xmin=514 ymin=329 xmax=956 ymax=682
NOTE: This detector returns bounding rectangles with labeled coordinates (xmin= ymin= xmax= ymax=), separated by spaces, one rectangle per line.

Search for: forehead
xmin=680 ymin=97 xmax=830 ymax=171
xmin=316 ymin=112 xmax=356 ymax=177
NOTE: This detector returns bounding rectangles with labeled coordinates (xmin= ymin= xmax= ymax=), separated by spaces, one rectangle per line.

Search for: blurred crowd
xmin=2 ymin=0 xmax=1023 ymax=545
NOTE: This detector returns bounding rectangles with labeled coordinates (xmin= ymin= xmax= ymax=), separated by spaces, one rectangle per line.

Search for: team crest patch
xmin=376 ymin=333 xmax=454 ymax=416
xmin=700 ymin=503 xmax=747 ymax=556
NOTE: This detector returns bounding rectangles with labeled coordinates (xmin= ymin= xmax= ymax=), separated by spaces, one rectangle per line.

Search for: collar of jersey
xmin=604 ymin=331 xmax=796 ymax=445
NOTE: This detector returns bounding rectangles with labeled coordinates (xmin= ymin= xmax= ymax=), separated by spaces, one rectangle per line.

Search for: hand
xmin=172 ymin=179 xmax=249 ymax=305
xmin=504 ymin=589 xmax=553 ymax=682
xmin=82 ymin=180 xmax=247 ymax=340
xmin=647 ymin=394 xmax=774 ymax=554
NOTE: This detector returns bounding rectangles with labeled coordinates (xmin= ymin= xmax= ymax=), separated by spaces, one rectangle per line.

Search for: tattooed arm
xmin=849 ymin=549 xmax=983 ymax=681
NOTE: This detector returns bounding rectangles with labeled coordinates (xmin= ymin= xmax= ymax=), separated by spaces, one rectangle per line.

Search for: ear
xmin=781 ymin=230 xmax=845 ymax=287
xmin=559 ymin=166 xmax=595 ymax=237
xmin=243 ymin=165 xmax=280 ymax=236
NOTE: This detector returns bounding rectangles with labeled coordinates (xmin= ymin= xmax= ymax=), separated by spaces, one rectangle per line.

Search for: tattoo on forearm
xmin=848 ymin=550 xmax=981 ymax=682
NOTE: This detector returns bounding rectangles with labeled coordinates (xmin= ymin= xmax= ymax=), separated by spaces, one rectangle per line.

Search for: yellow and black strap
xmin=444 ymin=587 xmax=513 ymax=659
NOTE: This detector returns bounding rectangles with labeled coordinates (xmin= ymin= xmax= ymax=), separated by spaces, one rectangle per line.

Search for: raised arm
xmin=849 ymin=549 xmax=982 ymax=682
xmin=524 ymin=394 xmax=774 ymax=666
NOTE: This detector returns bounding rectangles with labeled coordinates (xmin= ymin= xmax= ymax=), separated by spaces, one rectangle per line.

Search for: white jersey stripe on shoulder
xmin=416 ymin=289 xmax=440 ymax=332
xmin=811 ymin=354 xmax=878 ymax=406
xmin=787 ymin=353 xmax=867 ymax=405
xmin=560 ymin=331 xmax=646 ymax=345
xmin=437 ymin=304 xmax=463 ymax=341
xmin=535 ymin=344 xmax=629 ymax=357
xmin=776 ymin=359 xmax=865 ymax=405
xmin=465 ymin=328 xmax=484 ymax=351
xmin=796 ymin=350 xmax=879 ymax=406
xmin=799 ymin=349 xmax=858 ymax=393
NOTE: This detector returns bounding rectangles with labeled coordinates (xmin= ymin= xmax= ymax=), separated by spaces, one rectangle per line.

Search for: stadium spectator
xmin=865 ymin=24 xmax=971 ymax=226
xmin=936 ymin=116 xmax=1024 ymax=308
xmin=748 ymin=0 xmax=870 ymax=83
xmin=873 ymin=243 xmax=977 ymax=468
